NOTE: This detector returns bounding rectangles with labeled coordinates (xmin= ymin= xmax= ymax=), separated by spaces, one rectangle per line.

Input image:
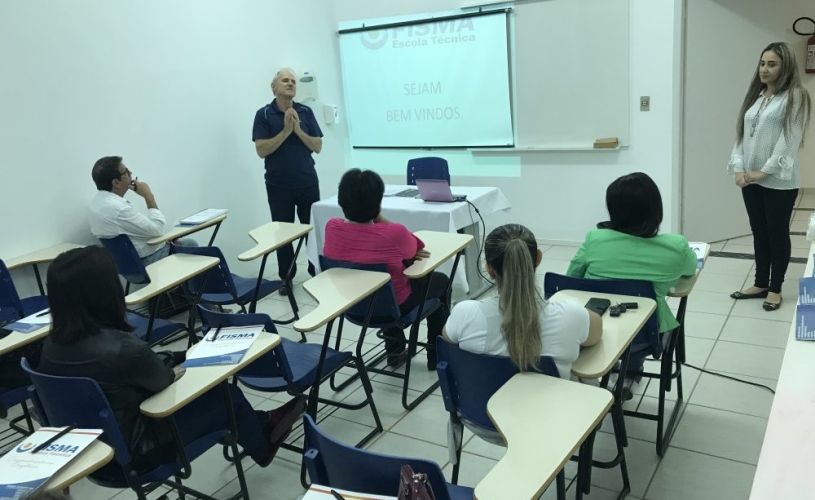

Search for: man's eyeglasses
xmin=118 ymin=168 xmax=133 ymax=178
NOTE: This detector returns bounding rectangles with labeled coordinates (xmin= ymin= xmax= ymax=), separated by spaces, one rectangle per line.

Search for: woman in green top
xmin=567 ymin=172 xmax=697 ymax=395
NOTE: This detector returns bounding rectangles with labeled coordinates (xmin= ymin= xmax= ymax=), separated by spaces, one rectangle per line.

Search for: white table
xmin=750 ymin=241 xmax=815 ymax=499
xmin=307 ymin=185 xmax=511 ymax=298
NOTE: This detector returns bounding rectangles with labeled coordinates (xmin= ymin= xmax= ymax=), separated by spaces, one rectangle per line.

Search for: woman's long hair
xmin=736 ymin=42 xmax=812 ymax=145
xmin=47 ymin=246 xmax=133 ymax=345
xmin=484 ymin=224 xmax=542 ymax=371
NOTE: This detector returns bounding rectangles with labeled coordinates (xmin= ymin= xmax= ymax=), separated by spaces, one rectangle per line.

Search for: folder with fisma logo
xmin=182 ymin=325 xmax=263 ymax=367
xmin=0 ymin=427 xmax=102 ymax=498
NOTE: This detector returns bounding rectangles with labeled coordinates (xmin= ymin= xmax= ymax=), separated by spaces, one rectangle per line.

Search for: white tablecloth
xmin=307 ymin=186 xmax=512 ymax=291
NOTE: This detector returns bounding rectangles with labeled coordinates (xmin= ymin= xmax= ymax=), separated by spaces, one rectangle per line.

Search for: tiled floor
xmin=4 ymin=194 xmax=812 ymax=500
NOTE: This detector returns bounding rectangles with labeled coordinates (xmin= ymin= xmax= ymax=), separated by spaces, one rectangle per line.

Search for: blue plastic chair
xmin=20 ymin=358 xmax=237 ymax=500
xmin=303 ymin=415 xmax=472 ymax=500
xmin=319 ymin=256 xmax=441 ymax=411
xmin=98 ymin=235 xmax=151 ymax=288
xmin=406 ymin=157 xmax=451 ymax=186
xmin=435 ymin=337 xmax=563 ymax=492
xmin=98 ymin=237 xmax=187 ymax=346
xmin=543 ymin=272 xmax=660 ymax=356
xmin=171 ymin=244 xmax=284 ymax=316
xmin=198 ymin=306 xmax=381 ymax=438
xmin=0 ymin=259 xmax=48 ymax=322
xmin=543 ymin=272 xmax=681 ymax=457
xmin=197 ymin=307 xmax=382 ymax=488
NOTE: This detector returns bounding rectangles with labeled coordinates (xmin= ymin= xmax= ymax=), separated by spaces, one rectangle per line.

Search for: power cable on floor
xmin=682 ymin=362 xmax=775 ymax=394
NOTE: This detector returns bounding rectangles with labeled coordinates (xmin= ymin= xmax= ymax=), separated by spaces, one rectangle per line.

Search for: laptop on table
xmin=415 ymin=179 xmax=467 ymax=203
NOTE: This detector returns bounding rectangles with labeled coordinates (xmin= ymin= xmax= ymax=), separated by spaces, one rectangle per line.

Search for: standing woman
xmin=729 ymin=42 xmax=811 ymax=311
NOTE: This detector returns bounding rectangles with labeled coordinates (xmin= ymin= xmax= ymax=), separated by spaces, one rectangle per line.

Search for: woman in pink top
xmin=323 ymin=169 xmax=451 ymax=369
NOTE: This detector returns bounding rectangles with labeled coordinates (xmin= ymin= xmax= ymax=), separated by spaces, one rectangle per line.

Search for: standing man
xmin=253 ymin=68 xmax=323 ymax=293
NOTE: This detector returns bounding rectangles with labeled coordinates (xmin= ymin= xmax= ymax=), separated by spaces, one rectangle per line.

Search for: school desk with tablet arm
xmin=147 ymin=209 xmax=228 ymax=247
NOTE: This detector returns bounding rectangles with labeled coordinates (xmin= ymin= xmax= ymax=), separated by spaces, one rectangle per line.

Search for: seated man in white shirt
xmin=88 ymin=156 xmax=196 ymax=278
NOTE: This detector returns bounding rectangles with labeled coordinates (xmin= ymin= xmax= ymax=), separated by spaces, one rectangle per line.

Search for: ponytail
xmin=484 ymin=224 xmax=543 ymax=372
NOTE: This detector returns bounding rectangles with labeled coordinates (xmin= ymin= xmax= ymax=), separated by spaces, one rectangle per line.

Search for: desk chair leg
xmin=575 ymin=430 xmax=596 ymax=500
xmin=207 ymin=222 xmax=223 ymax=246
xmin=676 ymin=296 xmax=688 ymax=364
xmin=450 ymin=419 xmax=464 ymax=484
xmin=656 ymin=323 xmax=685 ymax=457
xmin=8 ymin=403 xmax=35 ymax=435
xmin=620 ymin=299 xmax=687 ymax=457
xmin=144 ymin=293 xmax=161 ymax=345
xmin=588 ymin=348 xmax=633 ymax=500
xmin=221 ymin=380 xmax=251 ymax=500
xmin=401 ymin=320 xmax=441 ymax=411
xmin=309 ymin=294 xmax=378 ymax=419
xmin=354 ymin=355 xmax=385 ymax=446
xmin=248 ymin=254 xmax=269 ymax=315
xmin=184 ymin=269 xmax=214 ymax=348
xmin=400 ymin=255 xmax=459 ymax=411
xmin=33 ymin=264 xmax=45 ymax=295
xmin=555 ymin=470 xmax=566 ymax=500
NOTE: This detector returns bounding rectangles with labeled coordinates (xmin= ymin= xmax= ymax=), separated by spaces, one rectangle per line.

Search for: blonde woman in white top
xmin=443 ymin=224 xmax=603 ymax=378
xmin=729 ymin=42 xmax=812 ymax=311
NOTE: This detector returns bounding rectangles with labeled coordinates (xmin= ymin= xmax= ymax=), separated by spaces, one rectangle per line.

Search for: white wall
xmin=333 ymin=0 xmax=685 ymax=244
xmin=682 ymin=0 xmax=815 ymax=243
xmin=0 ymin=0 xmax=347 ymax=295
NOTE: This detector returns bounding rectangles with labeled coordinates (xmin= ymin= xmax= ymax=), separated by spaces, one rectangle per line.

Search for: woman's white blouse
xmin=728 ymin=89 xmax=808 ymax=190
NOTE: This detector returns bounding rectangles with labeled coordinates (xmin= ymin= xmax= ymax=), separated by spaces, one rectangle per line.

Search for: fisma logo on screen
xmin=360 ymin=19 xmax=476 ymax=50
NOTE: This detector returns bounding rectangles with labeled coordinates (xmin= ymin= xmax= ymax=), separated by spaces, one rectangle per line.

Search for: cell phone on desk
xmin=585 ymin=297 xmax=611 ymax=316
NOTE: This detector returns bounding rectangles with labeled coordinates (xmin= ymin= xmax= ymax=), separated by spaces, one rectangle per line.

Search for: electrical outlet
xmin=640 ymin=96 xmax=650 ymax=111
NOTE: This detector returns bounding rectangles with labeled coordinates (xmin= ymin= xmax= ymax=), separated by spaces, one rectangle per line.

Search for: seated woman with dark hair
xmin=37 ymin=246 xmax=305 ymax=473
xmin=567 ymin=172 xmax=697 ymax=397
xmin=323 ymin=168 xmax=450 ymax=369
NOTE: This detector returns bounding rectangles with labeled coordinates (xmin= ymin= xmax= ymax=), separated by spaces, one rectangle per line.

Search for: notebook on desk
xmin=688 ymin=242 xmax=709 ymax=269
xmin=0 ymin=427 xmax=102 ymax=498
xmin=179 ymin=208 xmax=228 ymax=226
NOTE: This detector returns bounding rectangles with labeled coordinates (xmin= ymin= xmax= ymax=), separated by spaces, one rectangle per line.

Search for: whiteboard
xmin=513 ymin=0 xmax=630 ymax=147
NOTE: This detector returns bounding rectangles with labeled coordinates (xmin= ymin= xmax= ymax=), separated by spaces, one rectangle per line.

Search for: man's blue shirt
xmin=252 ymin=100 xmax=323 ymax=188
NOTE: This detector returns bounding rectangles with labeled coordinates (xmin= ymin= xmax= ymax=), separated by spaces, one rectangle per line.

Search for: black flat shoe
xmin=730 ymin=289 xmax=769 ymax=299
xmin=387 ymin=350 xmax=408 ymax=368
xmin=763 ymin=298 xmax=782 ymax=311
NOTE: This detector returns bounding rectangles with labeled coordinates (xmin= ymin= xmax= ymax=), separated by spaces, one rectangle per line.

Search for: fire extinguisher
xmin=793 ymin=17 xmax=815 ymax=74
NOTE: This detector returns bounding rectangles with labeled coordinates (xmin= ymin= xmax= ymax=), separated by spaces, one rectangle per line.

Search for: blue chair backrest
xmin=406 ymin=157 xmax=450 ymax=186
xmin=303 ymin=415 xmax=453 ymax=500
xmin=319 ymin=256 xmax=400 ymax=324
xmin=543 ymin=272 xmax=660 ymax=353
xmin=0 ymin=259 xmax=24 ymax=320
xmin=195 ymin=306 xmax=292 ymax=381
xmin=21 ymin=358 xmax=133 ymax=467
xmin=171 ymin=244 xmax=237 ymax=298
xmin=99 ymin=235 xmax=150 ymax=284
xmin=436 ymin=337 xmax=559 ymax=431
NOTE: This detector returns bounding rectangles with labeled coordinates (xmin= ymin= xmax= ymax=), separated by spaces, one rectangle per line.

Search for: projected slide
xmin=339 ymin=12 xmax=513 ymax=148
